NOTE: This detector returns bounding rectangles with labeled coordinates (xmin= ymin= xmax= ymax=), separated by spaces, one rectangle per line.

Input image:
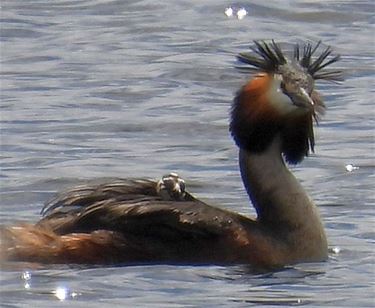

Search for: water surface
xmin=1 ymin=0 xmax=374 ymax=307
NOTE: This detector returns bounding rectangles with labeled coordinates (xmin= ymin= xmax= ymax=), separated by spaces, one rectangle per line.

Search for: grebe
xmin=0 ymin=41 xmax=341 ymax=268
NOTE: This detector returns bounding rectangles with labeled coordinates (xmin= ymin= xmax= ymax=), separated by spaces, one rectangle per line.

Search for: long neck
xmin=239 ymin=137 xmax=325 ymax=234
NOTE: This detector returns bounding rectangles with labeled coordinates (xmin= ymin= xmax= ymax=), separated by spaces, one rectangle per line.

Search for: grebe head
xmin=231 ymin=40 xmax=341 ymax=164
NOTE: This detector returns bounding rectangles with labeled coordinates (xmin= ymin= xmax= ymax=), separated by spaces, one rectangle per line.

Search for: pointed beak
xmin=291 ymin=87 xmax=315 ymax=111
xmin=300 ymin=88 xmax=315 ymax=107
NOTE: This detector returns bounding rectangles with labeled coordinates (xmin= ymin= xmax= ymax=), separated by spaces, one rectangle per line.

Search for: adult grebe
xmin=0 ymin=41 xmax=341 ymax=268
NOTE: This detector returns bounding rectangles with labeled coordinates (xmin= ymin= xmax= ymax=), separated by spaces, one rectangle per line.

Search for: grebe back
xmin=0 ymin=40 xmax=341 ymax=268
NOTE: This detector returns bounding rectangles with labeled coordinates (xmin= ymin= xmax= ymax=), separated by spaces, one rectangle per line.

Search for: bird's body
xmin=0 ymin=41 xmax=341 ymax=269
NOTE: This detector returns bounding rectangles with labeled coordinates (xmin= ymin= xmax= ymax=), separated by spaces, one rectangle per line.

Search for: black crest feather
xmin=237 ymin=40 xmax=342 ymax=81
xmin=237 ymin=40 xmax=287 ymax=72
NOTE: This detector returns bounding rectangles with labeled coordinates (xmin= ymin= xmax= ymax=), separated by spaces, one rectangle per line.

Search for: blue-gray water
xmin=1 ymin=0 xmax=374 ymax=307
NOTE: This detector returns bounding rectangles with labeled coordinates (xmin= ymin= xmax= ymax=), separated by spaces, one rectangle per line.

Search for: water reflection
xmin=21 ymin=271 xmax=31 ymax=290
xmin=54 ymin=287 xmax=68 ymax=301
xmin=21 ymin=270 xmax=81 ymax=301
xmin=53 ymin=286 xmax=79 ymax=301
xmin=345 ymin=164 xmax=359 ymax=172
xmin=224 ymin=6 xmax=248 ymax=20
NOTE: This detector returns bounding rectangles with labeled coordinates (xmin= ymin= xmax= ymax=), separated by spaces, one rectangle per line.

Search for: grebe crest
xmin=231 ymin=40 xmax=341 ymax=164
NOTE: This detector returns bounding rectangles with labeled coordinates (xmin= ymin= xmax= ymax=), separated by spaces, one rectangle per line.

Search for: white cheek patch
xmin=266 ymin=76 xmax=298 ymax=115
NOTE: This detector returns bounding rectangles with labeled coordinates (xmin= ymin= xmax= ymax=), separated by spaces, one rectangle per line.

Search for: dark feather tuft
xmin=300 ymin=42 xmax=342 ymax=81
xmin=237 ymin=40 xmax=342 ymax=81
xmin=237 ymin=40 xmax=287 ymax=72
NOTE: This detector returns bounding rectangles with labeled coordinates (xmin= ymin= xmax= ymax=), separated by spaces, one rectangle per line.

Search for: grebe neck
xmin=239 ymin=136 xmax=325 ymax=233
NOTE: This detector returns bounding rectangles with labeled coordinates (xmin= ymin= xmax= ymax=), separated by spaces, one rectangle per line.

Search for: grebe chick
xmin=0 ymin=40 xmax=341 ymax=268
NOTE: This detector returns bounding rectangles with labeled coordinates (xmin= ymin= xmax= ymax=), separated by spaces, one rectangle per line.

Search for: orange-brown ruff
xmin=0 ymin=41 xmax=342 ymax=269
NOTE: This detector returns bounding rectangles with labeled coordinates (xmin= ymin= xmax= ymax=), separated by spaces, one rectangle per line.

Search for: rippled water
xmin=1 ymin=0 xmax=374 ymax=307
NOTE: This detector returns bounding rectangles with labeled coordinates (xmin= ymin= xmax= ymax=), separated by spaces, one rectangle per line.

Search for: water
xmin=1 ymin=0 xmax=374 ymax=306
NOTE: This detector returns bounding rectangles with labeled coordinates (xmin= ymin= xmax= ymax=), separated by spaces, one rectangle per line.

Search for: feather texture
xmin=237 ymin=40 xmax=342 ymax=81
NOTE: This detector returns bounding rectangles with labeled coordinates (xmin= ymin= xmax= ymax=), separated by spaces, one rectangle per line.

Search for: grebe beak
xmin=281 ymin=78 xmax=315 ymax=113
xmin=294 ymin=87 xmax=315 ymax=111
